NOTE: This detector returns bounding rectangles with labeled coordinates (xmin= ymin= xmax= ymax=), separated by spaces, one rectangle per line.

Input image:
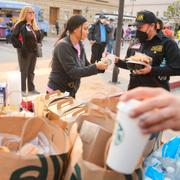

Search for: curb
xmin=170 ymin=81 xmax=180 ymax=89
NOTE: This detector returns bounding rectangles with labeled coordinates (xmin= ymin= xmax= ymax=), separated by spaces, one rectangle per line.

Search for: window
xmin=49 ymin=7 xmax=59 ymax=25
xmin=73 ymin=9 xmax=82 ymax=15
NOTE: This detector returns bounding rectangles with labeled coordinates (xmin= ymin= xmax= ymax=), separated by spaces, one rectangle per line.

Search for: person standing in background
xmin=11 ymin=6 xmax=42 ymax=96
xmin=156 ymin=18 xmax=163 ymax=33
xmin=114 ymin=26 xmax=124 ymax=48
xmin=6 ymin=18 xmax=14 ymax=43
xmin=107 ymin=18 xmax=116 ymax=54
xmin=177 ymin=26 xmax=180 ymax=46
xmin=88 ymin=14 xmax=111 ymax=63
xmin=162 ymin=23 xmax=174 ymax=39
xmin=55 ymin=21 xmax=60 ymax=35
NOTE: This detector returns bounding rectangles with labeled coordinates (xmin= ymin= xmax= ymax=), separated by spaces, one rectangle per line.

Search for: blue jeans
xmin=107 ymin=39 xmax=114 ymax=54
xmin=107 ymin=39 xmax=115 ymax=54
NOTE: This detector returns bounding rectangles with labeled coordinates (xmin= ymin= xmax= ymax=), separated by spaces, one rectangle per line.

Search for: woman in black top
xmin=115 ymin=10 xmax=180 ymax=91
xmin=47 ymin=15 xmax=108 ymax=98
xmin=11 ymin=6 xmax=41 ymax=96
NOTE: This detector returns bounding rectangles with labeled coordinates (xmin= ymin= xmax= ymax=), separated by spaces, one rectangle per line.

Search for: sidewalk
xmin=0 ymin=40 xmax=179 ymax=142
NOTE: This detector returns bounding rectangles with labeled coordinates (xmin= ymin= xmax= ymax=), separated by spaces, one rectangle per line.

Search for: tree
xmin=164 ymin=0 xmax=180 ymax=24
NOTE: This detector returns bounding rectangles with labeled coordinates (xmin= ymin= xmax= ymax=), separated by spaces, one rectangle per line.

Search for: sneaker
xmin=28 ymin=90 xmax=40 ymax=95
xmin=22 ymin=91 xmax=28 ymax=97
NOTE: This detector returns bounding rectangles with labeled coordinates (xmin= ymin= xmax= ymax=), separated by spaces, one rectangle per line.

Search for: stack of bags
xmin=0 ymin=90 xmax=159 ymax=180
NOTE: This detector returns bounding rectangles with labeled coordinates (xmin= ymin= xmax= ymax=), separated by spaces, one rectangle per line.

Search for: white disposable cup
xmin=7 ymin=71 xmax=22 ymax=106
xmin=101 ymin=57 xmax=112 ymax=65
xmin=106 ymin=99 xmax=150 ymax=174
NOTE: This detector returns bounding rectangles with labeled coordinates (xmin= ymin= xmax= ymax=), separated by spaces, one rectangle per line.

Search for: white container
xmin=0 ymin=83 xmax=7 ymax=106
xmin=106 ymin=99 xmax=150 ymax=174
xmin=7 ymin=71 xmax=22 ymax=106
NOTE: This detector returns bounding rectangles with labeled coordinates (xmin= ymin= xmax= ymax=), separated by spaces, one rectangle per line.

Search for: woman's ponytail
xmin=55 ymin=15 xmax=87 ymax=46
xmin=60 ymin=27 xmax=68 ymax=40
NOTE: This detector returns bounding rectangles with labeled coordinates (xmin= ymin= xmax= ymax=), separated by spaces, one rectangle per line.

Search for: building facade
xmin=4 ymin=0 xmax=175 ymax=33
xmin=124 ymin=0 xmax=174 ymax=18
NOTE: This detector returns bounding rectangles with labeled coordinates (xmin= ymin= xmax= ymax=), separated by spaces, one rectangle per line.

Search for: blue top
xmin=99 ymin=23 xmax=106 ymax=42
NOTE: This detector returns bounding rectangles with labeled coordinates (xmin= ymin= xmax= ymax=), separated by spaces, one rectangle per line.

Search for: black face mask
xmin=136 ymin=30 xmax=148 ymax=43
xmin=156 ymin=29 xmax=161 ymax=33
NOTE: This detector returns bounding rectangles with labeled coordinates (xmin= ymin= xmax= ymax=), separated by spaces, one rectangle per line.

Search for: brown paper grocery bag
xmin=77 ymin=102 xmax=116 ymax=133
xmin=65 ymin=136 xmax=143 ymax=180
xmin=47 ymin=101 xmax=88 ymax=155
xmin=89 ymin=93 xmax=161 ymax=159
xmin=89 ymin=92 xmax=123 ymax=113
xmin=65 ymin=98 xmax=144 ymax=180
xmin=0 ymin=116 xmax=71 ymax=180
xmin=47 ymin=100 xmax=87 ymax=130
xmin=33 ymin=90 xmax=71 ymax=117
xmin=79 ymin=121 xmax=112 ymax=167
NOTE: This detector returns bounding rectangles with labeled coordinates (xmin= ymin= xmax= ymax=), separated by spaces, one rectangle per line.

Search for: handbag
xmin=36 ymin=43 xmax=42 ymax=57
xmin=29 ymin=25 xmax=43 ymax=57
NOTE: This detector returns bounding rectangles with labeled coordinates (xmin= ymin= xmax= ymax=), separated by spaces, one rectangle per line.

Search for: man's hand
xmin=120 ymin=87 xmax=180 ymax=134
xmin=133 ymin=63 xmax=152 ymax=75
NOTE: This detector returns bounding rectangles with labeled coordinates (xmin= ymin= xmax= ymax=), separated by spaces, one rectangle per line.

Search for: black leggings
xmin=17 ymin=49 xmax=37 ymax=92
xmin=90 ymin=42 xmax=106 ymax=64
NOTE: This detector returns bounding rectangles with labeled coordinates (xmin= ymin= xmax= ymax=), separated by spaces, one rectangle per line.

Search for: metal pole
xmin=131 ymin=0 xmax=136 ymax=15
xmin=112 ymin=0 xmax=125 ymax=83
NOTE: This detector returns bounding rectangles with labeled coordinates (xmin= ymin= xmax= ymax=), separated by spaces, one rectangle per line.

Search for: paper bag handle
xmin=45 ymin=90 xmax=61 ymax=100
xmin=61 ymin=103 xmax=87 ymax=116
xmin=19 ymin=117 xmax=44 ymax=148
xmin=56 ymin=97 xmax=74 ymax=109
xmin=76 ymin=102 xmax=115 ymax=133
xmin=2 ymin=117 xmax=45 ymax=152
xmin=19 ymin=117 xmax=69 ymax=154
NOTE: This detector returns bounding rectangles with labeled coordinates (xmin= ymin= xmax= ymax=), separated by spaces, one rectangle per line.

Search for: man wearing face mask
xmin=115 ymin=10 xmax=180 ymax=91
xmin=88 ymin=14 xmax=111 ymax=64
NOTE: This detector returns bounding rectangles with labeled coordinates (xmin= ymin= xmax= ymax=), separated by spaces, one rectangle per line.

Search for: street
xmin=0 ymin=36 xmax=56 ymax=63
xmin=0 ymin=36 xmax=179 ymax=145
xmin=0 ymin=36 xmax=130 ymax=93
xmin=0 ymin=36 xmax=179 ymax=96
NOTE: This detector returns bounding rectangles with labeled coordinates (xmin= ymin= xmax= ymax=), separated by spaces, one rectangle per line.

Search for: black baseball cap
xmin=133 ymin=10 xmax=157 ymax=26
xmin=99 ymin=14 xmax=106 ymax=19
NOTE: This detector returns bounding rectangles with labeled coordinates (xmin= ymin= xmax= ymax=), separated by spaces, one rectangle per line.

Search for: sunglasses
xmin=28 ymin=11 xmax=35 ymax=14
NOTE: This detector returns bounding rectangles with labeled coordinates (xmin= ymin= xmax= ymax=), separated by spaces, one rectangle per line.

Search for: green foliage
xmin=164 ymin=0 xmax=180 ymax=23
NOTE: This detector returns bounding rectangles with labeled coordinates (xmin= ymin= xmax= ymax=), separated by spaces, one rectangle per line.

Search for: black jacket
xmin=115 ymin=31 xmax=180 ymax=90
xmin=88 ymin=21 xmax=111 ymax=43
xmin=11 ymin=21 xmax=41 ymax=54
xmin=48 ymin=36 xmax=100 ymax=97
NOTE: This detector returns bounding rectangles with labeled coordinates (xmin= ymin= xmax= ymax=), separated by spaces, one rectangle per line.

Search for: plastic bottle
xmin=164 ymin=166 xmax=176 ymax=180
xmin=7 ymin=71 xmax=22 ymax=107
xmin=175 ymin=160 xmax=180 ymax=179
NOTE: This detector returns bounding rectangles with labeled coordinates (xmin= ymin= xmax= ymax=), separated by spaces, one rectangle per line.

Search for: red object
xmin=170 ymin=81 xmax=180 ymax=89
xmin=162 ymin=29 xmax=174 ymax=38
xmin=21 ymin=99 xmax=33 ymax=111
xmin=18 ymin=34 xmax=23 ymax=44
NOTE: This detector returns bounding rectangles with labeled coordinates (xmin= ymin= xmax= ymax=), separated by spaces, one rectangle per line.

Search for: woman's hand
xmin=96 ymin=61 xmax=108 ymax=70
xmin=120 ymin=87 xmax=180 ymax=134
xmin=114 ymin=57 xmax=120 ymax=63
xmin=90 ymin=40 xmax=96 ymax=45
xmin=133 ymin=63 xmax=152 ymax=75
